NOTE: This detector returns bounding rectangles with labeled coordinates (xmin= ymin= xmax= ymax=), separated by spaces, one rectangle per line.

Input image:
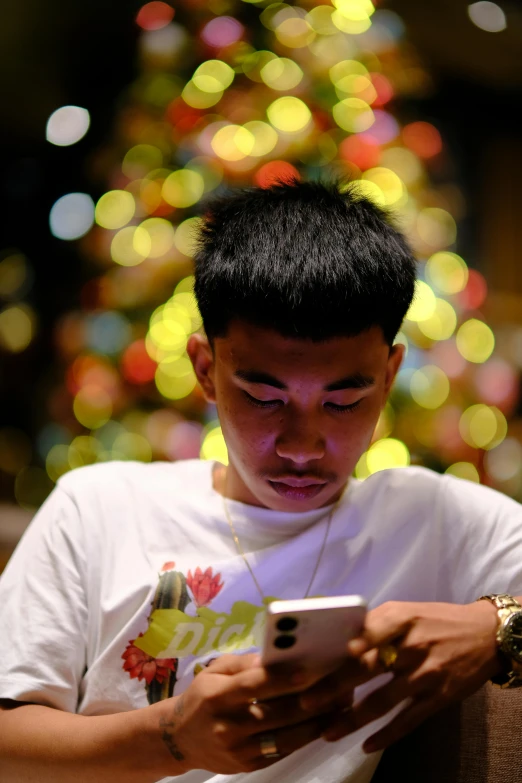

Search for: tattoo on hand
xmin=159 ymin=694 xmax=185 ymax=762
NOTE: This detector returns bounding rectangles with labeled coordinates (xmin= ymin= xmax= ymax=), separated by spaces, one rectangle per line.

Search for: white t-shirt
xmin=1 ymin=459 xmax=522 ymax=783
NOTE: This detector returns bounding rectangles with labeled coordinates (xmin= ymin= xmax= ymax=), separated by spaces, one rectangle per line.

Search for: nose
xmin=275 ymin=415 xmax=326 ymax=464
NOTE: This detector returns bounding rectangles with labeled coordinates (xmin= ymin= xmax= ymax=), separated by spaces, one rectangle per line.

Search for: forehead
xmin=214 ymin=320 xmax=389 ymax=378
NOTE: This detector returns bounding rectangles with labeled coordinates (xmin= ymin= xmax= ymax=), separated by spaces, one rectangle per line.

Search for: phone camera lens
xmin=276 ymin=616 xmax=298 ymax=632
xmin=274 ymin=634 xmax=296 ymax=649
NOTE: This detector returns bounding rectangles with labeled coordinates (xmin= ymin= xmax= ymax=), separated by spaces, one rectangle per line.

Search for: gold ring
xmin=378 ymin=643 xmax=399 ymax=670
xmin=259 ymin=732 xmax=280 ymax=759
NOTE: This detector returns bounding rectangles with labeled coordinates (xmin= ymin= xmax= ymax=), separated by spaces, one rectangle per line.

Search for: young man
xmin=1 ymin=177 xmax=521 ymax=783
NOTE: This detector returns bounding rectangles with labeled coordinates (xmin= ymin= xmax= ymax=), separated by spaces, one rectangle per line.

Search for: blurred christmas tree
xmin=20 ymin=0 xmax=522 ymax=508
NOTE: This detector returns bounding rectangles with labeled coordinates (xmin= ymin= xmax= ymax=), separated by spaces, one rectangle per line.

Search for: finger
xmin=242 ymin=717 xmax=323 ymax=766
xmin=242 ymin=693 xmax=338 ymax=735
xmin=362 ymin=695 xmax=441 ymax=753
xmin=218 ymin=661 xmax=312 ymax=706
xmin=356 ymin=602 xmax=413 ymax=651
xmin=321 ymin=673 xmax=415 ymax=741
xmin=205 ymin=652 xmax=261 ymax=675
xmin=301 ymin=647 xmax=394 ymax=714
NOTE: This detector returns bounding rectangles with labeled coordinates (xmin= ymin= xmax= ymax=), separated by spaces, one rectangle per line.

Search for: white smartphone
xmin=261 ymin=595 xmax=367 ymax=668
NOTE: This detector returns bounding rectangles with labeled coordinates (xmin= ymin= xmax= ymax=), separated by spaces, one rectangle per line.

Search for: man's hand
xmin=300 ymin=600 xmax=501 ymax=753
xmin=155 ymin=652 xmax=352 ymax=774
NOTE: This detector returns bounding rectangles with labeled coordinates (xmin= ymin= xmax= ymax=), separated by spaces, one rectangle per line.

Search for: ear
xmin=383 ymin=342 xmax=404 ymax=400
xmin=187 ymin=333 xmax=217 ymax=403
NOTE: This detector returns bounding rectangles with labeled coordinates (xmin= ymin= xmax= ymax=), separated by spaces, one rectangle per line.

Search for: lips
xmin=270 ymin=477 xmax=327 ymax=488
xmin=268 ymin=479 xmax=326 ymax=501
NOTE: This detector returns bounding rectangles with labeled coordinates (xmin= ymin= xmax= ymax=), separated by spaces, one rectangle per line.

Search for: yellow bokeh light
xmin=95 ymin=190 xmax=135 ymax=230
xmin=155 ymin=356 xmax=197 ymax=400
xmin=356 ymin=437 xmax=410 ymax=479
xmin=410 ymin=365 xmax=450 ymax=409
xmin=175 ymin=275 xmax=195 ymax=295
xmin=417 ymin=208 xmax=457 ymax=250
xmin=122 ymin=145 xmax=163 ymax=178
xmin=379 ymin=148 xmax=423 ymax=186
xmin=266 ymin=96 xmax=312 ymax=133
xmin=242 ymin=50 xmax=279 ymax=83
xmin=200 ymin=425 xmax=229 ymax=465
xmin=242 ymin=121 xmax=279 ymax=157
xmin=405 ymin=280 xmax=437 ymax=322
xmin=46 ymin=444 xmax=72 ymax=482
xmin=275 ymin=17 xmax=316 ymax=48
xmin=260 ymin=57 xmax=303 ymax=90
xmin=112 ymin=432 xmax=152 ymax=462
xmin=0 ymin=304 xmax=34 ymax=352
xmin=69 ymin=436 xmax=101 ymax=469
xmin=456 ymin=319 xmax=495 ymax=363
xmin=335 ymin=74 xmax=377 ymax=104
xmin=333 ymin=0 xmax=375 ymax=19
xmin=260 ymin=3 xmax=295 ymax=30
xmin=174 ymin=217 xmax=203 ymax=257
xmin=459 ymin=404 xmax=507 ymax=450
xmin=329 ymin=59 xmax=369 ymax=86
xmin=182 ymin=79 xmax=223 ymax=109
xmin=140 ymin=217 xmax=176 ymax=258
xmin=331 ymin=10 xmax=372 ymax=33
xmin=417 ymin=298 xmax=457 ymax=341
xmin=362 ymin=168 xmax=405 ymax=207
xmin=306 ymin=5 xmax=337 ymax=35
xmin=445 ymin=462 xmax=480 ymax=483
xmin=192 ymin=60 xmax=235 ymax=93
xmin=426 ymin=252 xmax=469 ymax=294
xmin=162 ymin=169 xmax=205 ymax=208
xmin=211 ymin=125 xmax=255 ymax=161
xmin=332 ymin=98 xmax=374 ymax=132
xmin=172 ymin=291 xmax=202 ymax=331
xmin=73 ymin=386 xmax=112 ymax=430
xmin=111 ymin=226 xmax=151 ymax=267
xmin=149 ymin=317 xmax=188 ymax=358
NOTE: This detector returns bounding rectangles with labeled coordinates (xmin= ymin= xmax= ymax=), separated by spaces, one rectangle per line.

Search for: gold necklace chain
xmin=221 ymin=469 xmax=344 ymax=601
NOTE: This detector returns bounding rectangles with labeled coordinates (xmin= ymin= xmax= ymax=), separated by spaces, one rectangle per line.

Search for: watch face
xmin=504 ymin=612 xmax=522 ymax=663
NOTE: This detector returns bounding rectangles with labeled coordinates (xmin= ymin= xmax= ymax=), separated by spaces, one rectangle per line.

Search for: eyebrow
xmin=233 ymin=370 xmax=376 ymax=392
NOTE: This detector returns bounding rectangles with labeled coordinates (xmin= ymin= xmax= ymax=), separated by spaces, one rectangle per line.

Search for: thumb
xmin=205 ymin=652 xmax=261 ymax=675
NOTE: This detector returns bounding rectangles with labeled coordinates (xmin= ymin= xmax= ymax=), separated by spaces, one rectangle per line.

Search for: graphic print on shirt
xmin=122 ymin=562 xmax=225 ymax=704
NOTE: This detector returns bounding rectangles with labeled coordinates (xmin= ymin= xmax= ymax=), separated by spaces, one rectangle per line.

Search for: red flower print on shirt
xmin=122 ymin=633 xmax=177 ymax=685
xmin=161 ymin=561 xmax=176 ymax=572
xmin=186 ymin=566 xmax=224 ymax=607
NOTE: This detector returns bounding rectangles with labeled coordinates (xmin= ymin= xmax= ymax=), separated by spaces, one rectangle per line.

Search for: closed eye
xmin=243 ymin=392 xmax=362 ymax=414
xmin=242 ymin=391 xmax=281 ymax=408
xmin=325 ymin=400 xmax=362 ymax=414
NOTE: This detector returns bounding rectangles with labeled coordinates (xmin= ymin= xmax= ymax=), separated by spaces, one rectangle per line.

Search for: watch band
xmin=477 ymin=594 xmax=522 ymax=688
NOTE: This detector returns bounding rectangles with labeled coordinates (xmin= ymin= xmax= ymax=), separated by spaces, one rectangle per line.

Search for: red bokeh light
xmin=370 ymin=73 xmax=394 ymax=107
xmin=121 ymin=340 xmax=157 ymax=384
xmin=254 ymin=161 xmax=300 ymax=188
xmin=402 ymin=121 xmax=442 ymax=159
xmin=136 ymin=2 xmax=174 ymax=31
xmin=457 ymin=268 xmax=488 ymax=311
xmin=339 ymin=135 xmax=381 ymax=170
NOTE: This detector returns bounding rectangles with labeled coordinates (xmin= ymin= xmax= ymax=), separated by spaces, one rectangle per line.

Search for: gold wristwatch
xmin=477 ymin=594 xmax=522 ymax=688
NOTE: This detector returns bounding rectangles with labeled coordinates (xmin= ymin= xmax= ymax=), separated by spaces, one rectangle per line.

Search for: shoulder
xmin=352 ymin=465 xmax=443 ymax=508
xmin=55 ymin=459 xmax=212 ymax=503
xmin=354 ymin=465 xmax=522 ymax=529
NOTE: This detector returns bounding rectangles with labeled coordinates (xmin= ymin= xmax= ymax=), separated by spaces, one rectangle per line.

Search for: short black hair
xmin=193 ymin=175 xmax=417 ymax=346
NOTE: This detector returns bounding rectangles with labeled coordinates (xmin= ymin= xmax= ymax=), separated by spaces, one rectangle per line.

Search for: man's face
xmin=188 ymin=320 xmax=404 ymax=511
